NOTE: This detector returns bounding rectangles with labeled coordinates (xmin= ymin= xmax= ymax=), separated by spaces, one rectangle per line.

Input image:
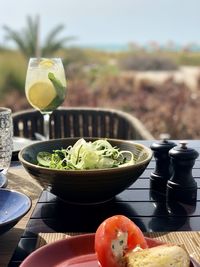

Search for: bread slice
xmin=124 ymin=244 xmax=190 ymax=267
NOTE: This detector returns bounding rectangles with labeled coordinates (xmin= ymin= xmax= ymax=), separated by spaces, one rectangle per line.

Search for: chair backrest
xmin=12 ymin=107 xmax=154 ymax=140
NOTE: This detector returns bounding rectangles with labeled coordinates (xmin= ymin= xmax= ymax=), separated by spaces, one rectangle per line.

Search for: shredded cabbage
xmin=37 ymin=138 xmax=135 ymax=170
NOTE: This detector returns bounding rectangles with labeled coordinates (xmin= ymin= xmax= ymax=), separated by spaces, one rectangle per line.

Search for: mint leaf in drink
xmin=43 ymin=72 xmax=66 ymax=111
xmin=48 ymin=72 xmax=66 ymax=99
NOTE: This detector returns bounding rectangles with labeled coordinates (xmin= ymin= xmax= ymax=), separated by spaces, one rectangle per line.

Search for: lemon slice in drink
xmin=39 ymin=59 xmax=54 ymax=68
xmin=27 ymin=82 xmax=56 ymax=110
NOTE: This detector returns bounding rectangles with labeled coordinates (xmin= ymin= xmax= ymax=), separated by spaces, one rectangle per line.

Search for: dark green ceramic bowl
xmin=19 ymin=138 xmax=152 ymax=204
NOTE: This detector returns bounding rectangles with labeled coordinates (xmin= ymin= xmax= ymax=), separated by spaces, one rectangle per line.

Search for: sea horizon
xmin=72 ymin=42 xmax=200 ymax=53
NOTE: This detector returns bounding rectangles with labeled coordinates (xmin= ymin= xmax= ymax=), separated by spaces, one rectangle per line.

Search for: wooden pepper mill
xmin=150 ymin=134 xmax=176 ymax=193
xmin=167 ymin=141 xmax=199 ymax=204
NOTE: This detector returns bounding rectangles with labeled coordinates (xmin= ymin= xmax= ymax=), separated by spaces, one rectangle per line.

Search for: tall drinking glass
xmin=25 ymin=58 xmax=66 ymax=139
xmin=0 ymin=107 xmax=13 ymax=175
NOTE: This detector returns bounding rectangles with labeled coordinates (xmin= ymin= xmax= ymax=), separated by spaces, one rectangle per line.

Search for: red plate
xmin=20 ymin=233 xmax=199 ymax=267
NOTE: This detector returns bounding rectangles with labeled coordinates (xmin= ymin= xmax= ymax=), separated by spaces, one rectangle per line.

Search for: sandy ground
xmin=122 ymin=66 xmax=200 ymax=91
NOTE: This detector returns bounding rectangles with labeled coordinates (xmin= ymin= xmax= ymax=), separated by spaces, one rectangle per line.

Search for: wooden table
xmin=2 ymin=140 xmax=200 ymax=267
xmin=0 ymin=162 xmax=42 ymax=267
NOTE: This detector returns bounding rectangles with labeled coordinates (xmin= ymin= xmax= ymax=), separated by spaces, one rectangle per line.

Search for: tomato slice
xmin=95 ymin=215 xmax=147 ymax=267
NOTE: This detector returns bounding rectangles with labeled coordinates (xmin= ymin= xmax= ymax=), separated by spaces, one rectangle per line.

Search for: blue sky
xmin=1 ymin=0 xmax=200 ymax=47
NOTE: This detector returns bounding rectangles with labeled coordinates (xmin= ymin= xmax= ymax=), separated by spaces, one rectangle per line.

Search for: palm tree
xmin=3 ymin=15 xmax=74 ymax=58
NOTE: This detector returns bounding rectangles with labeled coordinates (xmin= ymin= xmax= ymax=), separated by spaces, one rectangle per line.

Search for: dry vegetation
xmin=1 ymin=49 xmax=200 ymax=140
xmin=64 ymin=73 xmax=200 ymax=139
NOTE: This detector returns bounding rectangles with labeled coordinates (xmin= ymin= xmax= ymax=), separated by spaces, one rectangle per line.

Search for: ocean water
xmin=74 ymin=43 xmax=200 ymax=52
xmin=76 ymin=43 xmax=129 ymax=52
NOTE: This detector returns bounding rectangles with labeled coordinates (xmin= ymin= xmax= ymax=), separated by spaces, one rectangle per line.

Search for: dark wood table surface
xmin=7 ymin=140 xmax=200 ymax=267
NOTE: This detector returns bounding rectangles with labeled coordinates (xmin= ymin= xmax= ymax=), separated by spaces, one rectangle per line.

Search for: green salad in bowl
xmin=19 ymin=137 xmax=152 ymax=203
xmin=37 ymin=138 xmax=135 ymax=170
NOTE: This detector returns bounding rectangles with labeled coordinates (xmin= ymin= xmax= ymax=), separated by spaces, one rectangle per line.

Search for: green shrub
xmin=176 ymin=52 xmax=200 ymax=66
xmin=0 ymin=51 xmax=26 ymax=96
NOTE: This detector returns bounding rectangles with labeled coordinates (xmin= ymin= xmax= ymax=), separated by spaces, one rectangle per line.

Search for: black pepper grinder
xmin=167 ymin=141 xmax=199 ymax=204
xmin=150 ymin=135 xmax=176 ymax=193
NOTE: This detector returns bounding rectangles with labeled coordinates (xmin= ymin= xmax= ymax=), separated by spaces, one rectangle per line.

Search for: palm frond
xmin=44 ymin=24 xmax=65 ymax=44
xmin=3 ymin=25 xmax=28 ymax=55
xmin=3 ymin=15 xmax=75 ymax=58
